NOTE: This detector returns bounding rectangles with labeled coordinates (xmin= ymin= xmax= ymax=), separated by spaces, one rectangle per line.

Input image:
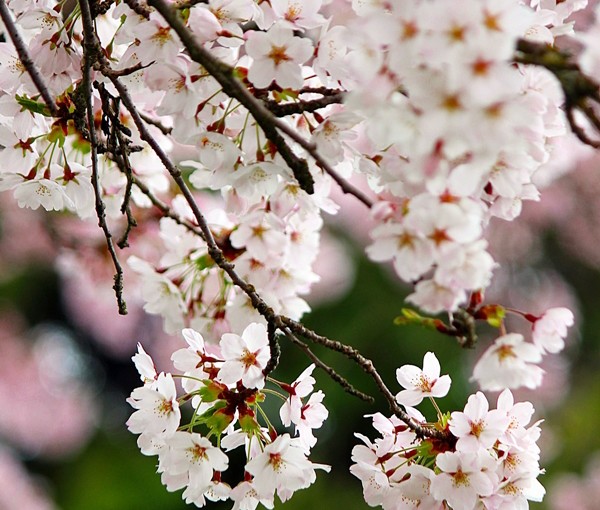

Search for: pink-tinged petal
xmin=218 ymin=361 xmax=243 ymax=386
xmin=431 ymin=374 xmax=451 ymax=398
xmin=464 ymin=392 xmax=489 ymax=420
xmin=396 ymin=389 xmax=425 ymax=407
xmin=396 ymin=365 xmax=421 ymax=389
xmin=245 ymin=31 xmax=271 ymax=58
xmin=182 ymin=328 xmax=205 ymax=350
xmin=435 ymin=451 xmax=460 ymax=472
xmin=242 ymin=322 xmax=269 ymax=351
xmin=469 ymin=472 xmax=494 ymax=497
xmin=449 ymin=411 xmax=472 ymax=437
xmin=220 ymin=333 xmax=245 ymax=359
xmin=248 ymin=60 xmax=276 ymax=89
xmin=422 ymin=351 xmax=441 ymax=378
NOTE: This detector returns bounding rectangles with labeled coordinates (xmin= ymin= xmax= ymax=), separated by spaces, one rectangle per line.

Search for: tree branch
xmin=69 ymin=7 xmax=449 ymax=439
xmin=79 ymin=0 xmax=127 ymax=315
xmin=264 ymin=93 xmax=345 ymax=117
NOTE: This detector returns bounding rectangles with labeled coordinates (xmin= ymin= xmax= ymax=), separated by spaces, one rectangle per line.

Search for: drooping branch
xmin=70 ymin=4 xmax=451 ymax=442
xmin=280 ymin=317 xmax=450 ymax=440
xmin=280 ymin=327 xmax=374 ymax=404
xmin=79 ymin=0 xmax=127 ymax=315
xmin=0 ymin=0 xmax=59 ymax=117
xmin=95 ymin=81 xmax=138 ymax=248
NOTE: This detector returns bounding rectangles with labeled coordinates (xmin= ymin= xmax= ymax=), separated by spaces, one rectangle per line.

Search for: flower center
xmin=241 ymin=348 xmax=258 ymax=368
xmin=452 ymin=469 xmax=470 ymax=487
xmin=268 ymin=45 xmax=291 ymax=66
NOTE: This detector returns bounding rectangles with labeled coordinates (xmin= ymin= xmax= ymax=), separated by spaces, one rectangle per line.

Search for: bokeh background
xmin=2 ymin=136 xmax=600 ymax=510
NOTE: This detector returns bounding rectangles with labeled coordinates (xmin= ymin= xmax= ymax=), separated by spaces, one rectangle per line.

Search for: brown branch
xmin=148 ymin=0 xmax=374 ymax=206
xmin=0 ymin=0 xmax=59 ymax=117
xmin=94 ymin=60 xmax=152 ymax=77
xmin=264 ymin=93 xmax=345 ymax=117
xmin=81 ymin=11 xmax=448 ymax=439
xmin=281 ymin=327 xmax=374 ymax=403
xmin=123 ymin=0 xmax=152 ymax=18
xmin=280 ymin=317 xmax=449 ymax=440
xmin=148 ymin=0 xmax=315 ymax=194
xmin=79 ymin=0 xmax=127 ymax=315
xmin=263 ymin=321 xmax=281 ymax=377
xmin=138 ymin=111 xmax=173 ymax=135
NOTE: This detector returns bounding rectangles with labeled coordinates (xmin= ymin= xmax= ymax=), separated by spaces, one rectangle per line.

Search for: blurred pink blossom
xmin=0 ymin=447 xmax=56 ymax=510
xmin=0 ymin=315 xmax=96 ymax=458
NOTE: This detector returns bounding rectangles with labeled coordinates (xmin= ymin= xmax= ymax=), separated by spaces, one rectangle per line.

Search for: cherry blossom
xmin=218 ymin=322 xmax=271 ymax=389
xmin=450 ymin=391 xmax=510 ymax=452
xmin=245 ymin=23 xmax=313 ymax=89
xmin=245 ymin=434 xmax=330 ymax=502
xmin=395 ymin=351 xmax=451 ymax=407
xmin=127 ymin=372 xmax=181 ymax=437
xmin=0 ymin=0 xmax=593 ymax=507
xmin=471 ymin=333 xmax=544 ymax=391
xmin=531 ymin=307 xmax=574 ymax=354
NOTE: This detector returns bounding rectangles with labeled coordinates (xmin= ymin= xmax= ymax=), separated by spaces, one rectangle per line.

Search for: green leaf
xmin=205 ymin=407 xmax=234 ymax=435
xmin=16 ymin=94 xmax=52 ymax=117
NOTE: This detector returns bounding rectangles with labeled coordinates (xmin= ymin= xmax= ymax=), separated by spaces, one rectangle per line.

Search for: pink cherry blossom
xmin=245 ymin=23 xmax=313 ymax=89
xmin=450 ymin=391 xmax=510 ymax=452
xmin=471 ymin=333 xmax=544 ymax=391
xmin=127 ymin=372 xmax=181 ymax=437
xmin=395 ymin=351 xmax=451 ymax=407
xmin=218 ymin=322 xmax=271 ymax=389
xmin=531 ymin=307 xmax=574 ymax=354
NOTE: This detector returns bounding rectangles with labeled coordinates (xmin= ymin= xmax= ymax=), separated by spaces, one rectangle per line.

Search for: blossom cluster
xmin=472 ymin=306 xmax=574 ymax=391
xmin=127 ymin=325 xmax=329 ymax=508
xmin=0 ymin=0 xmax=586 ymax=332
xmin=352 ymin=353 xmax=545 ymax=510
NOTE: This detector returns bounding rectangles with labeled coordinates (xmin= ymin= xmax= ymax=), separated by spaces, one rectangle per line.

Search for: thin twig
xmin=0 ymin=1 xmax=59 ymax=117
xmin=95 ymin=81 xmax=138 ymax=248
xmin=79 ymin=0 xmax=127 ymax=315
xmin=138 ymin=111 xmax=173 ymax=135
xmin=123 ymin=0 xmax=151 ymax=18
xmin=94 ymin=60 xmax=152 ymax=77
xmin=280 ymin=317 xmax=449 ymax=440
xmin=281 ymin=327 xmax=373 ymax=403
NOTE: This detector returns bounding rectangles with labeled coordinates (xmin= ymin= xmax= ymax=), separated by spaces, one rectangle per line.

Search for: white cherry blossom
xmin=395 ymin=352 xmax=451 ymax=407
xmin=218 ymin=322 xmax=271 ymax=389
xmin=245 ymin=23 xmax=313 ymax=89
